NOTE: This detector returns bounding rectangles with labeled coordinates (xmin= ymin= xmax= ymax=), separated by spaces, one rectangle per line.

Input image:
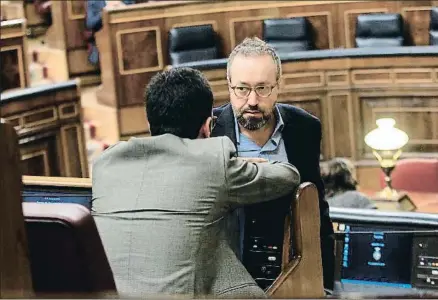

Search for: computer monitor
xmin=338 ymin=224 xmax=413 ymax=289
xmin=22 ymin=176 xmax=92 ymax=209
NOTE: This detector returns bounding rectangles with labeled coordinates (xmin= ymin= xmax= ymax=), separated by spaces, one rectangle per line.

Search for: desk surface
xmin=361 ymin=189 xmax=438 ymax=214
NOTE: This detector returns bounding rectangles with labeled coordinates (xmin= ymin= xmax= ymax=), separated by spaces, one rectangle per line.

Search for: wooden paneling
xmin=1 ymin=0 xmax=24 ymax=21
xmin=359 ymin=94 xmax=438 ymax=156
xmin=95 ymin=0 xmax=434 ymax=111
xmin=90 ymin=0 xmax=438 ymax=148
xmin=402 ymin=6 xmax=433 ymax=46
xmin=0 ymin=80 xmax=89 ymax=178
xmin=1 ymin=19 xmax=29 ymax=93
xmin=327 ymin=93 xmax=355 ymax=158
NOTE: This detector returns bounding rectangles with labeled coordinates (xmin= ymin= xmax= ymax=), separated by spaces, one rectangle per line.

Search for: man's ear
xmin=198 ymin=117 xmax=211 ymax=139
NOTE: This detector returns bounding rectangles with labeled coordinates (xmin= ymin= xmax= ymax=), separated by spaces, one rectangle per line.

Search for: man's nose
xmin=246 ymin=89 xmax=259 ymax=106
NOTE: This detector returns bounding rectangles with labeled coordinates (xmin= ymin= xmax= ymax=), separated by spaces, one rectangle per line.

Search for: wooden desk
xmin=0 ymin=80 xmax=89 ymax=178
xmin=361 ymin=189 xmax=438 ymax=213
xmin=1 ymin=19 xmax=29 ymax=93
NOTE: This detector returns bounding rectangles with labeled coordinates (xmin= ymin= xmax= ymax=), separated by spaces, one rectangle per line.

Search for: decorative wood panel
xmin=116 ymin=26 xmax=163 ymax=75
xmin=20 ymin=135 xmax=59 ymax=177
xmin=352 ymin=69 xmax=393 ymax=85
xmin=58 ymin=102 xmax=79 ymax=119
xmin=344 ymin=8 xmax=389 ymax=48
xmin=171 ymin=20 xmax=218 ymax=31
xmin=282 ymin=72 xmax=325 ymax=89
xmin=394 ymin=68 xmax=435 ymax=83
xmin=359 ymin=95 xmax=438 ymax=156
xmin=402 ymin=6 xmax=432 ymax=46
xmin=326 ymin=71 xmax=349 ymax=86
xmin=229 ymin=15 xmax=274 ymax=50
xmin=327 ymin=93 xmax=354 ymax=158
xmin=0 ymin=46 xmax=24 ymax=92
xmin=67 ymin=0 xmax=86 ymax=20
xmin=119 ymin=106 xmax=149 ymax=136
xmin=1 ymin=80 xmax=89 ymax=178
xmin=61 ymin=124 xmax=87 ymax=178
xmin=210 ymin=80 xmax=229 ymax=103
xmin=286 ymin=11 xmax=334 ymax=49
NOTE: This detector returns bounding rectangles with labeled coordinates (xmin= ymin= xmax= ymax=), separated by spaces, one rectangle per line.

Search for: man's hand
xmin=239 ymin=157 xmax=268 ymax=163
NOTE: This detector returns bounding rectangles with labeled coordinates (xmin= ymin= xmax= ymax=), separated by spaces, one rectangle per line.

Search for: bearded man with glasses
xmin=211 ymin=37 xmax=335 ymax=293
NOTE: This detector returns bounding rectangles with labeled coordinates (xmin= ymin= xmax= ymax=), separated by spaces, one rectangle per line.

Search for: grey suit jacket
xmin=92 ymin=134 xmax=300 ymax=298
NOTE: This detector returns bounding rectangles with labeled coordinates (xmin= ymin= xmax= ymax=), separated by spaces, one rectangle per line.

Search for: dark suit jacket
xmin=211 ymin=103 xmax=335 ymax=290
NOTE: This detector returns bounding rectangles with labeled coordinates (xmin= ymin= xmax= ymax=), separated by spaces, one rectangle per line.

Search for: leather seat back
xmin=379 ymin=158 xmax=438 ymax=193
xmin=168 ymin=24 xmax=219 ymax=65
xmin=355 ymin=13 xmax=404 ymax=48
xmin=263 ymin=17 xmax=313 ymax=53
xmin=23 ymin=202 xmax=117 ymax=297
xmin=430 ymin=7 xmax=438 ymax=45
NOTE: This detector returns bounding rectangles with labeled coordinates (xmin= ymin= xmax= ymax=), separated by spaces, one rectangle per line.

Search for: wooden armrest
xmin=0 ymin=120 xmax=34 ymax=298
xmin=266 ymin=182 xmax=325 ymax=298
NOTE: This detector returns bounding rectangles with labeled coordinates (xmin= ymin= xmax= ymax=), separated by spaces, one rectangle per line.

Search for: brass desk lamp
xmin=364 ymin=118 xmax=409 ymax=201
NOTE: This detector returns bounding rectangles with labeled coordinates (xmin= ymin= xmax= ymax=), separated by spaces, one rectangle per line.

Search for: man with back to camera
xmin=211 ymin=37 xmax=335 ymax=291
xmin=91 ymin=67 xmax=301 ymax=298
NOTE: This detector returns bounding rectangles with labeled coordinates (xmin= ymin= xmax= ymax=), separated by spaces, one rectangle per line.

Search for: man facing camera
xmin=92 ymin=67 xmax=301 ymax=298
xmin=211 ymin=37 xmax=335 ymax=291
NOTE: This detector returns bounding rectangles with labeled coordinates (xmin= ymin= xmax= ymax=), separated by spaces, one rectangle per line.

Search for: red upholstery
xmin=379 ymin=158 xmax=438 ymax=193
xmin=23 ymin=202 xmax=117 ymax=297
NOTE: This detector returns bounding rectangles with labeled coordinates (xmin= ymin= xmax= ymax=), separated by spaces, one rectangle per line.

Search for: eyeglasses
xmin=229 ymin=83 xmax=278 ymax=98
xmin=210 ymin=112 xmax=217 ymax=133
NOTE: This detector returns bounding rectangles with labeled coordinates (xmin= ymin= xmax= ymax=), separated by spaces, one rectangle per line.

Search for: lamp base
xmin=376 ymin=186 xmax=400 ymax=201
xmin=372 ymin=189 xmax=416 ymax=211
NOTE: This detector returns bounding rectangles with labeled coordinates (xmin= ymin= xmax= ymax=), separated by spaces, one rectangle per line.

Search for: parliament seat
xmin=23 ymin=202 xmax=116 ymax=297
xmin=430 ymin=7 xmax=438 ymax=45
xmin=168 ymin=24 xmax=220 ymax=65
xmin=263 ymin=17 xmax=313 ymax=53
xmin=379 ymin=158 xmax=438 ymax=193
xmin=355 ymin=13 xmax=404 ymax=47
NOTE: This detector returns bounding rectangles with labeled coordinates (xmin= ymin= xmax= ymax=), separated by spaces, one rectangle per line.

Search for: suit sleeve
xmin=221 ymin=137 xmax=300 ymax=206
xmin=311 ymin=120 xmax=335 ymax=291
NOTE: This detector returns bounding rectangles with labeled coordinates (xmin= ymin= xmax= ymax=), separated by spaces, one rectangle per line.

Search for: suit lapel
xmin=277 ymin=104 xmax=298 ymax=164
xmin=212 ymin=104 xmax=237 ymax=145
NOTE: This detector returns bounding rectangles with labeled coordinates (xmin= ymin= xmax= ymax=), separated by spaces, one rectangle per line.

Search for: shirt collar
xmin=234 ymin=105 xmax=284 ymax=144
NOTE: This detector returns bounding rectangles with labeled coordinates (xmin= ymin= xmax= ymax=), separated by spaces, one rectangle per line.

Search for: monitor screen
xmin=22 ymin=185 xmax=92 ymax=209
xmin=340 ymin=224 xmax=413 ymax=289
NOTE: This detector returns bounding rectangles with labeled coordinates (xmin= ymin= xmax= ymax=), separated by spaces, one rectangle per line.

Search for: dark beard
xmin=236 ymin=114 xmax=271 ymax=131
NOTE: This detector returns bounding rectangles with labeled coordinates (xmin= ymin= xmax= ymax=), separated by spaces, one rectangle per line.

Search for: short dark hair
xmin=145 ymin=67 xmax=214 ymax=139
xmin=321 ymin=157 xmax=358 ymax=197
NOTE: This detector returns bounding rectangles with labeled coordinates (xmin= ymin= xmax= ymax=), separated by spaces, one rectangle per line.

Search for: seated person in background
xmin=322 ymin=158 xmax=376 ymax=209
xmin=92 ymin=67 xmax=301 ymax=298
xmin=85 ymin=0 xmax=136 ymax=65
xmin=34 ymin=0 xmax=52 ymax=26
